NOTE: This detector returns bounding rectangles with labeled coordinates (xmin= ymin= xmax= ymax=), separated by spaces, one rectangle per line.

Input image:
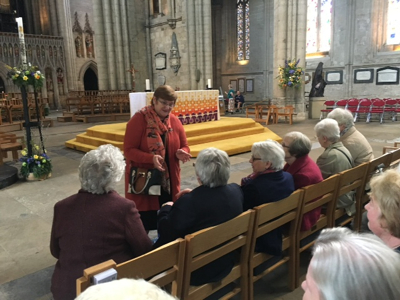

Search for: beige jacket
xmin=341 ymin=126 xmax=374 ymax=166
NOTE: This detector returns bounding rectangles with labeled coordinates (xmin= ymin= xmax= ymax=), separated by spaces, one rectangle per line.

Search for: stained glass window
xmin=306 ymin=0 xmax=332 ymax=54
xmin=387 ymin=0 xmax=400 ymax=45
xmin=237 ymin=0 xmax=250 ymax=60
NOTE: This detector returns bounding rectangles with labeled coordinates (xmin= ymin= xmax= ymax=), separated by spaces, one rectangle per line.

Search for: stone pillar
xmin=272 ymin=0 xmax=307 ymax=118
xmin=102 ymin=0 xmax=117 ymax=89
xmin=48 ymin=0 xmax=59 ymax=36
xmin=120 ymin=0 xmax=131 ymax=90
xmin=111 ymin=0 xmax=125 ymax=90
xmin=56 ymin=0 xmax=78 ymax=91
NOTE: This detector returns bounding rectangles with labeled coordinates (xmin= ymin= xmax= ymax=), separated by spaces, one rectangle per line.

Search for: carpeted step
xmin=86 ymin=123 xmax=127 ymax=141
xmin=75 ymin=133 xmax=124 ymax=149
xmin=187 ymin=124 xmax=265 ymax=145
xmin=65 ymin=139 xmax=98 ymax=152
xmin=189 ymin=128 xmax=282 ymax=157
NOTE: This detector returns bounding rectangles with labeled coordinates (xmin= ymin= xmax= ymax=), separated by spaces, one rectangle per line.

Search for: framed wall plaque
xmin=354 ymin=69 xmax=374 ymax=83
xmin=325 ymin=70 xmax=343 ymax=84
xmin=376 ymin=66 xmax=399 ymax=85
xmin=155 ymin=52 xmax=167 ymax=70
xmin=230 ymin=79 xmax=237 ymax=91
xmin=238 ymin=78 xmax=245 ymax=93
xmin=246 ymin=79 xmax=254 ymax=92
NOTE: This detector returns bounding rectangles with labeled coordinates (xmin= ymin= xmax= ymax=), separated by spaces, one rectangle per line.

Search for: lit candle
xmin=15 ymin=17 xmax=27 ymax=66
xmin=145 ymin=79 xmax=150 ymax=91
xmin=207 ymin=79 xmax=212 ymax=89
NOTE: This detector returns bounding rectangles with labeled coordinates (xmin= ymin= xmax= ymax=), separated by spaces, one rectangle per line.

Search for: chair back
xmin=76 ymin=239 xmax=186 ymax=298
xmin=354 ymin=153 xmax=393 ymax=231
xmin=333 ymin=163 xmax=368 ymax=228
xmin=336 ymin=99 xmax=348 ymax=108
xmin=181 ymin=210 xmax=255 ymax=300
xmin=248 ymin=190 xmax=304 ymax=296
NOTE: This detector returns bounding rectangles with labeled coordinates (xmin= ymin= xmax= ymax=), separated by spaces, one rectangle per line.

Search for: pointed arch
xmin=78 ymin=60 xmax=98 ymax=82
xmin=236 ymin=0 xmax=250 ymax=61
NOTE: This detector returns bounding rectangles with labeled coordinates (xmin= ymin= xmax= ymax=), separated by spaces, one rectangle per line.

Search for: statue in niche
xmin=14 ymin=44 xmax=19 ymax=57
xmin=3 ymin=44 xmax=7 ymax=57
xmin=36 ymin=45 xmax=40 ymax=59
xmin=41 ymin=45 xmax=45 ymax=58
xmin=85 ymin=35 xmax=93 ymax=58
xmin=169 ymin=33 xmax=181 ymax=74
xmin=9 ymin=43 xmax=13 ymax=57
xmin=75 ymin=36 xmax=82 ymax=58
xmin=309 ymin=62 xmax=327 ymax=97
xmin=46 ymin=76 xmax=53 ymax=92
xmin=57 ymin=67 xmax=64 ymax=95
xmin=54 ymin=46 xmax=57 ymax=59
xmin=27 ymin=45 xmax=32 ymax=59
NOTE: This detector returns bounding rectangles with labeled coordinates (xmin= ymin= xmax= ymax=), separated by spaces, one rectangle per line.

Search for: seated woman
xmin=235 ymin=91 xmax=245 ymax=111
xmin=327 ymin=108 xmax=374 ymax=165
xmin=282 ymin=131 xmax=323 ymax=230
xmin=314 ymin=118 xmax=355 ymax=215
xmin=241 ymin=140 xmax=294 ymax=255
xmin=154 ymin=147 xmax=243 ymax=285
xmin=50 ymin=145 xmax=152 ymax=300
xmin=365 ymin=169 xmax=400 ymax=252
xmin=302 ymin=227 xmax=400 ymax=299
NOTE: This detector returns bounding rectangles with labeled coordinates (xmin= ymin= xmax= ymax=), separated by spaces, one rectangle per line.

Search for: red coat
xmin=283 ymin=155 xmax=323 ymax=231
xmin=50 ymin=190 xmax=152 ymax=300
xmin=124 ymin=110 xmax=190 ymax=211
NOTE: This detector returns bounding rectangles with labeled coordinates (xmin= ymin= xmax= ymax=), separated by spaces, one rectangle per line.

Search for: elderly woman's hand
xmin=176 ymin=188 xmax=192 ymax=199
xmin=176 ymin=149 xmax=192 ymax=163
xmin=153 ymin=155 xmax=165 ymax=171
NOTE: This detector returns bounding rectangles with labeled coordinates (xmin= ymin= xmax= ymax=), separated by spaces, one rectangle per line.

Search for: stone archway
xmin=83 ymin=68 xmax=98 ymax=91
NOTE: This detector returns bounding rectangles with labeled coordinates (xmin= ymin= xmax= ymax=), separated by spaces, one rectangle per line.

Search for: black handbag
xmin=129 ymin=167 xmax=162 ymax=196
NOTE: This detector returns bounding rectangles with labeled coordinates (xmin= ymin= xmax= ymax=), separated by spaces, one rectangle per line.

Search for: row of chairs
xmin=76 ymin=147 xmax=400 ymax=300
xmin=320 ymin=98 xmax=400 ymax=123
xmin=0 ymin=96 xmax=49 ymax=124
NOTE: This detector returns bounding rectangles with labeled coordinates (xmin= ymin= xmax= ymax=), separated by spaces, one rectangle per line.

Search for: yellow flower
xmin=34 ymin=155 xmax=39 ymax=159
xmin=23 ymin=76 xmax=28 ymax=81
xmin=21 ymin=150 xmax=27 ymax=156
xmin=34 ymin=145 xmax=39 ymax=150
xmin=35 ymin=74 xmax=40 ymax=80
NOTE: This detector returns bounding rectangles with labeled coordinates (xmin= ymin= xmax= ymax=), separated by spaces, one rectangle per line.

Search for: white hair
xmin=314 ymin=118 xmax=340 ymax=143
xmin=75 ymin=278 xmax=177 ymax=300
xmin=195 ymin=147 xmax=230 ymax=188
xmin=310 ymin=227 xmax=400 ymax=300
xmin=283 ymin=131 xmax=312 ymax=157
xmin=251 ymin=140 xmax=285 ymax=170
xmin=79 ymin=144 xmax=125 ymax=194
xmin=327 ymin=108 xmax=354 ymax=129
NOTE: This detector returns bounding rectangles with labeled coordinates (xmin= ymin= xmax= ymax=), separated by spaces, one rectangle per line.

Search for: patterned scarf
xmin=241 ymin=169 xmax=276 ymax=186
xmin=140 ymin=105 xmax=171 ymax=194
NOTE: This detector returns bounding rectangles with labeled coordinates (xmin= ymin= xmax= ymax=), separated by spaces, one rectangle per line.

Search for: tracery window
xmin=237 ymin=0 xmax=250 ymax=61
xmin=306 ymin=0 xmax=332 ymax=54
xmin=387 ymin=0 xmax=400 ymax=45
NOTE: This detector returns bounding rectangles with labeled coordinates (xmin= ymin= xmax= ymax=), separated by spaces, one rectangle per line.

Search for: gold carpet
xmin=65 ymin=117 xmax=282 ymax=157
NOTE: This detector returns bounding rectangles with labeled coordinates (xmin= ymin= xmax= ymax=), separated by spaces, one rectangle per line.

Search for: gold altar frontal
xmin=65 ymin=117 xmax=282 ymax=157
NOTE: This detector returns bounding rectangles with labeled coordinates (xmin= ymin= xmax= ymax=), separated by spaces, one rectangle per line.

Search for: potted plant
xmin=19 ymin=144 xmax=52 ymax=180
xmin=277 ymin=59 xmax=304 ymax=89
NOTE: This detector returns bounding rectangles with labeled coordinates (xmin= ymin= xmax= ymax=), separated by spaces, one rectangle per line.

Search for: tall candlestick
xmin=207 ymin=79 xmax=212 ymax=89
xmin=145 ymin=79 xmax=150 ymax=91
xmin=15 ymin=17 xmax=27 ymax=68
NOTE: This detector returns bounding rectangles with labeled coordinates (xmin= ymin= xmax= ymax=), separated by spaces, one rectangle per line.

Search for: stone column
xmin=102 ymin=0 xmax=117 ymax=89
xmin=48 ymin=0 xmax=59 ymax=36
xmin=56 ymin=0 xmax=78 ymax=91
xmin=120 ymin=0 xmax=131 ymax=90
xmin=110 ymin=0 xmax=125 ymax=89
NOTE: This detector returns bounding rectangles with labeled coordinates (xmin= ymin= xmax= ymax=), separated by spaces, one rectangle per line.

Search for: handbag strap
xmin=332 ymin=147 xmax=353 ymax=166
xmin=131 ymin=169 xmax=152 ymax=194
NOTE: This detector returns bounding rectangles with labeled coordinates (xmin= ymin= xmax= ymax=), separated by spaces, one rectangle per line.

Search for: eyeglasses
xmin=158 ymin=99 xmax=175 ymax=108
xmin=251 ymin=155 xmax=262 ymax=161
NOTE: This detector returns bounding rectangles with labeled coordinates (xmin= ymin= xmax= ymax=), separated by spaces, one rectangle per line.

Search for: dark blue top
xmin=241 ymin=170 xmax=294 ymax=255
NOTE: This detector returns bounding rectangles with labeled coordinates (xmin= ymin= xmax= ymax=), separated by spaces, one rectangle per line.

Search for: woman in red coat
xmin=282 ymin=131 xmax=323 ymax=231
xmin=124 ymin=85 xmax=191 ymax=231
xmin=50 ymin=145 xmax=152 ymax=300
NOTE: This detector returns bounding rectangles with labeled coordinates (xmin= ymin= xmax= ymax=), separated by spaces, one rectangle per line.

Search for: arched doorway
xmin=83 ymin=68 xmax=98 ymax=90
xmin=0 ymin=77 xmax=5 ymax=93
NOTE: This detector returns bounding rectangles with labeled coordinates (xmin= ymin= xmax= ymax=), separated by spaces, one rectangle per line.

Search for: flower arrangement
xmin=20 ymin=144 xmax=52 ymax=179
xmin=277 ymin=59 xmax=304 ymax=88
xmin=6 ymin=63 xmax=44 ymax=91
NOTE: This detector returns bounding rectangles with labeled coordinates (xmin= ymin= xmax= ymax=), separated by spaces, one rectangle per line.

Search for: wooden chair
xmin=0 ymin=134 xmax=23 ymax=165
xmin=246 ymin=102 xmax=262 ymax=119
xmin=294 ymin=175 xmax=340 ymax=287
xmin=181 ymin=210 xmax=255 ymax=300
xmin=332 ymin=163 xmax=368 ymax=228
xmin=76 ymin=239 xmax=186 ymax=298
xmin=248 ymin=190 xmax=304 ymax=299
xmin=274 ymin=106 xmax=295 ymax=125
xmin=354 ymin=153 xmax=393 ymax=231
xmin=382 ymin=142 xmax=400 ymax=154
xmin=254 ymin=104 xmax=270 ymax=124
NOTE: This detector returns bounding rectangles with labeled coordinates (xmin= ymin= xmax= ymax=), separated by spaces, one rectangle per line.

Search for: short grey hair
xmin=283 ymin=131 xmax=311 ymax=157
xmin=310 ymin=228 xmax=400 ymax=300
xmin=252 ymin=140 xmax=285 ymax=170
xmin=79 ymin=144 xmax=125 ymax=194
xmin=327 ymin=108 xmax=354 ymax=129
xmin=76 ymin=278 xmax=177 ymax=300
xmin=195 ymin=147 xmax=230 ymax=188
xmin=314 ymin=118 xmax=340 ymax=143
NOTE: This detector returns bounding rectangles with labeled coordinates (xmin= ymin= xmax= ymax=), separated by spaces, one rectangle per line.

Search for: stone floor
xmin=1 ymin=110 xmax=399 ymax=300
